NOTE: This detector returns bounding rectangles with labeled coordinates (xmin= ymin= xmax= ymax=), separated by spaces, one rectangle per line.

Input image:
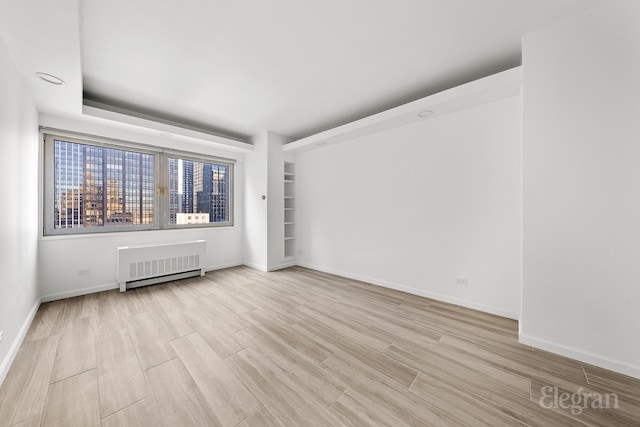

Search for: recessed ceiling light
xmin=315 ymin=141 xmax=327 ymax=146
xmin=35 ymin=72 xmax=65 ymax=85
xmin=417 ymin=110 xmax=433 ymax=118
xmin=159 ymin=132 xmax=173 ymax=138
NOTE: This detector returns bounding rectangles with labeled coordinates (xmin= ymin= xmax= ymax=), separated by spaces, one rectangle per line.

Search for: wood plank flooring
xmin=0 ymin=266 xmax=638 ymax=426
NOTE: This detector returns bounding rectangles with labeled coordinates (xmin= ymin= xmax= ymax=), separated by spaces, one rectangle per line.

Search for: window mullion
xmin=157 ymin=153 xmax=167 ymax=229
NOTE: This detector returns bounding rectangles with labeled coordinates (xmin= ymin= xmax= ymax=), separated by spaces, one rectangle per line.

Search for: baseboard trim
xmin=267 ymin=260 xmax=297 ymax=272
xmin=519 ymin=333 xmax=640 ymax=380
xmin=204 ymin=262 xmax=244 ymax=272
xmin=41 ymin=282 xmax=119 ymax=303
xmin=0 ymin=298 xmax=41 ymax=387
xmin=297 ymin=262 xmax=519 ymax=320
xmin=40 ymin=262 xmax=245 ymax=302
xmin=243 ymin=262 xmax=268 ymax=272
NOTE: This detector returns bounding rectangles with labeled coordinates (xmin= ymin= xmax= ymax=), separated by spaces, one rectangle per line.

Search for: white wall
xmin=39 ymin=223 xmax=244 ymax=300
xmin=244 ymin=131 xmax=295 ymax=271
xmin=243 ymin=131 xmax=269 ymax=270
xmin=0 ymin=36 xmax=40 ymax=384
xmin=521 ymin=1 xmax=640 ymax=378
xmin=296 ymin=96 xmax=522 ymax=318
xmin=37 ymin=115 xmax=245 ymax=300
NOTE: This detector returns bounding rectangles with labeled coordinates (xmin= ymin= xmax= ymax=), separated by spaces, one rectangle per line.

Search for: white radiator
xmin=116 ymin=240 xmax=206 ymax=292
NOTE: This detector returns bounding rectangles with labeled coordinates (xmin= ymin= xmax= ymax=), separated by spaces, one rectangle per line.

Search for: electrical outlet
xmin=298 ymin=249 xmax=303 ymax=255
xmin=0 ymin=330 xmax=4 ymax=343
xmin=456 ymin=277 xmax=469 ymax=286
xmin=77 ymin=268 xmax=90 ymax=276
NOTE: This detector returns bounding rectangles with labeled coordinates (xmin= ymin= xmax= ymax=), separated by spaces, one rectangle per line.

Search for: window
xmin=43 ymin=131 xmax=234 ymax=235
xmin=169 ymin=158 xmax=231 ymax=225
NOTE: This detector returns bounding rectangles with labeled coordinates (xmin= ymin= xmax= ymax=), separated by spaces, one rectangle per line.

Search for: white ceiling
xmin=1 ymin=0 xmax=604 ymax=142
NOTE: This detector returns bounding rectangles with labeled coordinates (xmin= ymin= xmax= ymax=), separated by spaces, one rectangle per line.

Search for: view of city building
xmin=54 ymin=140 xmax=155 ymax=229
xmin=53 ymin=140 xmax=230 ymax=229
xmin=168 ymin=157 xmax=179 ymax=224
xmin=175 ymin=213 xmax=209 ymax=225
xmin=176 ymin=159 xmax=230 ymax=224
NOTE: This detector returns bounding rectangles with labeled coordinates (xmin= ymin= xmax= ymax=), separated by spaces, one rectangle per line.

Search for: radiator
xmin=116 ymin=240 xmax=206 ymax=292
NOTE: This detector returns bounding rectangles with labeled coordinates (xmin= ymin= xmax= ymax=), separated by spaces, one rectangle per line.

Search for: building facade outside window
xmin=43 ymin=131 xmax=234 ymax=235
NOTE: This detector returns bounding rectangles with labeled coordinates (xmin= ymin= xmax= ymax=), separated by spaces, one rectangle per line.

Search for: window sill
xmin=39 ymin=224 xmax=237 ymax=241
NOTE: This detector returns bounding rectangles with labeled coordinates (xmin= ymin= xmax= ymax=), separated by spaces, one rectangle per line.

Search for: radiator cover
xmin=116 ymin=240 xmax=206 ymax=292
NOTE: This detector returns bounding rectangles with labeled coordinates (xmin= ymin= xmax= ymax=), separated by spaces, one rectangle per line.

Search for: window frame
xmin=42 ymin=130 xmax=235 ymax=236
xmin=160 ymin=151 xmax=235 ymax=231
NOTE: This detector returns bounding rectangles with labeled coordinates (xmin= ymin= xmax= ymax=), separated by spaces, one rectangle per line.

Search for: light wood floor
xmin=0 ymin=266 xmax=638 ymax=426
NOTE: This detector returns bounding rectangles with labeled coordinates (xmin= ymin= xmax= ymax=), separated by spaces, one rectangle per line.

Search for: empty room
xmin=0 ymin=0 xmax=639 ymax=426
